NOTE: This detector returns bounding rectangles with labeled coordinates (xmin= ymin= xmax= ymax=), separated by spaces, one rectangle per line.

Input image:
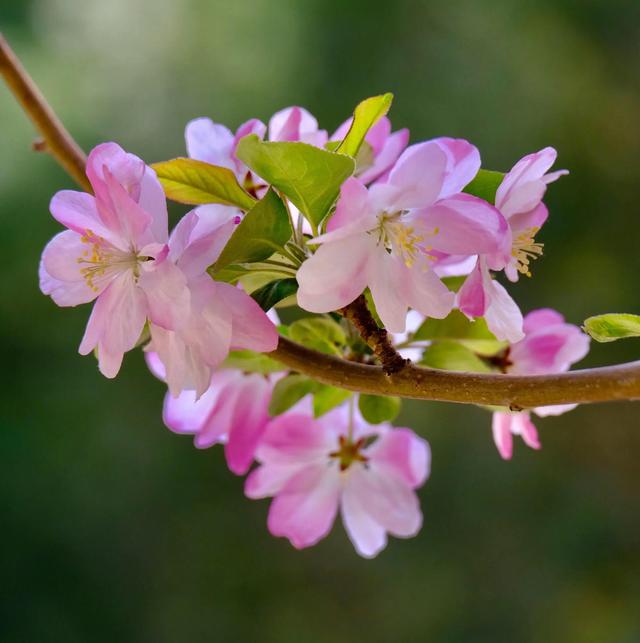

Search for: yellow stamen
xmin=329 ymin=435 xmax=369 ymax=472
xmin=76 ymin=229 xmax=139 ymax=291
xmin=511 ymin=226 xmax=543 ymax=277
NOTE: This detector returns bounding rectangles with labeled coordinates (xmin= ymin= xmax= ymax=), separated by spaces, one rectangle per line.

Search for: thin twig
xmin=0 ymin=34 xmax=91 ymax=191
xmin=2 ymin=32 xmax=640 ymax=408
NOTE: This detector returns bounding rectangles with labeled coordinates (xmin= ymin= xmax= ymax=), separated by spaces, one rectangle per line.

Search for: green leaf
xmin=313 ymin=386 xmax=352 ymax=417
xmin=413 ymin=310 xmax=506 ymax=355
xmin=336 ymin=93 xmax=393 ymax=158
xmin=583 ymin=313 xmax=640 ymax=342
xmin=213 ymin=189 xmax=292 ymax=271
xmin=251 ymin=278 xmax=299 ymax=311
xmin=151 ymin=158 xmax=256 ymax=210
xmin=269 ymin=374 xmax=317 ymax=416
xmin=236 ymin=135 xmax=355 ymax=227
xmin=289 ymin=317 xmax=347 ymax=355
xmin=420 ymin=341 xmax=492 ymax=372
xmin=463 ymin=169 xmax=505 ymax=204
xmin=358 ymin=394 xmax=402 ymax=424
xmin=441 ymin=275 xmax=466 ymax=293
xmin=222 ymin=350 xmax=283 ymax=374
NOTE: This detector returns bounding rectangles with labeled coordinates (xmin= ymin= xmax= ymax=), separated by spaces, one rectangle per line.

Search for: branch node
xmin=340 ymin=295 xmax=409 ymax=375
xmin=32 ymin=137 xmax=47 ymax=152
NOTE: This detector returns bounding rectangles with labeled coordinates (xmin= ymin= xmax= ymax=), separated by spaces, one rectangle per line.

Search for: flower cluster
xmin=39 ymin=95 xmax=590 ymax=557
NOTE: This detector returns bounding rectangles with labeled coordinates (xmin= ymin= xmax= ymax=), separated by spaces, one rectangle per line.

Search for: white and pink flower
xmin=457 ymin=148 xmax=568 ymax=343
xmin=39 ymin=142 xmax=190 ymax=377
xmin=146 ymin=205 xmax=278 ymax=398
xmin=146 ymin=353 xmax=276 ymax=475
xmin=296 ymin=138 xmax=509 ymax=332
xmin=490 ymin=308 xmax=590 ymax=459
xmin=40 ymin=142 xmax=278 ymax=388
xmin=245 ymin=401 xmax=430 ymax=558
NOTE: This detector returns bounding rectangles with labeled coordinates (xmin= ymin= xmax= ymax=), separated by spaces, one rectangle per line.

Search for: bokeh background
xmin=2 ymin=1 xmax=640 ymax=641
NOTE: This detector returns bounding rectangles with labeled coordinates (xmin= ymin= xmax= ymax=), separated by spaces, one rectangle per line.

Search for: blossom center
xmin=77 ymin=230 xmax=141 ymax=291
xmin=374 ymin=213 xmax=437 ymax=268
xmin=511 ymin=227 xmax=543 ymax=277
xmin=329 ymin=435 xmax=369 ymax=471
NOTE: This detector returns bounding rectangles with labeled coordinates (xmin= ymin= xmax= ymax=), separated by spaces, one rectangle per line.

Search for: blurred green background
xmin=2 ymin=1 xmax=640 ymax=641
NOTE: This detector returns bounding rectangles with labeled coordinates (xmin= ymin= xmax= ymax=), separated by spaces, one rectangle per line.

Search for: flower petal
xmin=491 ymin=412 xmax=514 ymax=460
xmin=86 ymin=142 xmax=145 ymax=205
xmin=171 ymin=206 xmax=238 ymax=279
xmin=224 ymin=374 xmax=271 ymax=475
xmin=344 ymin=464 xmax=423 ymax=538
xmin=496 ymin=147 xmax=565 ymax=218
xmin=423 ymin=194 xmax=509 ymax=256
xmin=245 ymin=462 xmax=302 ymax=499
xmin=49 ymin=190 xmax=115 ymax=244
xmin=368 ymin=428 xmax=431 ymax=488
xmin=296 ymin=234 xmax=373 ymax=313
xmin=387 ymin=141 xmax=447 ymax=210
xmin=185 ymin=117 xmax=235 ymax=169
xmin=216 ymin=282 xmax=279 ymax=353
xmin=341 ymin=487 xmax=388 ymax=558
xmin=368 ymin=249 xmax=410 ymax=333
xmin=360 ymin=127 xmax=410 ymax=185
xmin=457 ymin=260 xmax=485 ymax=318
xmin=322 ymin=177 xmax=375 ymax=240
xmin=512 ymin=413 xmax=541 ymax=450
xmin=255 ymin=413 xmax=334 ymax=465
xmin=138 ymin=165 xmax=169 ymax=244
xmin=139 ymin=257 xmax=190 ymax=331
xmin=432 ymin=137 xmax=481 ymax=199
xmin=40 ymin=231 xmax=102 ymax=305
xmin=403 ymin=262 xmax=456 ymax=322
xmin=163 ymin=385 xmax=219 ymax=435
xmin=483 ymin=277 xmax=524 ymax=343
xmin=266 ymin=463 xmax=341 ymax=549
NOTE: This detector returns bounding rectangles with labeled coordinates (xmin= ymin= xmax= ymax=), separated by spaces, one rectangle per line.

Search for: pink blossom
xmin=186 ymin=116 xmax=267 ymax=195
xmin=457 ymin=257 xmax=525 ymax=343
xmin=245 ymin=402 xmax=430 ymax=558
xmin=495 ymin=147 xmax=568 ymax=282
xmin=331 ymin=116 xmax=409 ymax=184
xmin=456 ymin=148 xmax=567 ymax=342
xmin=39 ymin=142 xmax=190 ymax=377
xmin=296 ymin=139 xmax=509 ymax=332
xmin=490 ymin=308 xmax=590 ymax=459
xmin=268 ymin=106 xmax=328 ymax=146
xmin=146 ymin=352 xmax=276 ymax=475
xmin=146 ymin=206 xmax=279 ymax=397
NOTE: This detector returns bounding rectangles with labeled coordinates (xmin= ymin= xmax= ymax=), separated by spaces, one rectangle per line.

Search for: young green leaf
xmin=289 ymin=317 xmax=347 ymax=355
xmin=151 ymin=158 xmax=256 ymax=209
xmin=269 ymin=374 xmax=317 ymax=416
xmin=413 ymin=310 xmax=506 ymax=355
xmin=336 ymin=93 xmax=393 ymax=158
xmin=583 ymin=313 xmax=640 ymax=343
xmin=420 ymin=341 xmax=492 ymax=372
xmin=463 ymin=169 xmax=505 ymax=205
xmin=222 ymin=350 xmax=283 ymax=374
xmin=213 ymin=189 xmax=292 ymax=271
xmin=358 ymin=394 xmax=402 ymax=424
xmin=313 ymin=385 xmax=352 ymax=417
xmin=235 ymin=135 xmax=355 ymax=227
xmin=251 ymin=278 xmax=299 ymax=311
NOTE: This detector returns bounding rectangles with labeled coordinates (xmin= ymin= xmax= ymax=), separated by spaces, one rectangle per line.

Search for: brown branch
xmin=0 ymin=34 xmax=91 ymax=191
xmin=271 ymin=337 xmax=640 ymax=407
xmin=339 ymin=295 xmax=408 ymax=374
xmin=2 ymin=32 xmax=640 ymax=409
